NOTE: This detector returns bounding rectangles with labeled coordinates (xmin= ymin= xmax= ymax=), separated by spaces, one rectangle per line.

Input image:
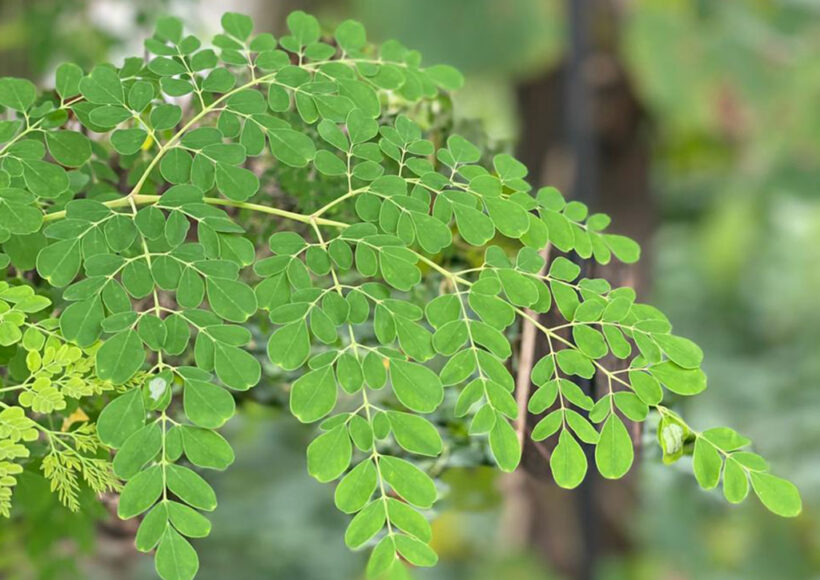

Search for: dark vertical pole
xmin=567 ymin=0 xmax=598 ymax=205
xmin=566 ymin=1 xmax=598 ymax=579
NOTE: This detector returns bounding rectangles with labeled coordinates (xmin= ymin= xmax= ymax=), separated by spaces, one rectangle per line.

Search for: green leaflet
xmin=389 ymin=360 xmax=443 ymax=413
xmin=595 ymin=415 xmax=634 ymax=479
xmin=114 ymin=423 xmax=162 ymax=479
xmin=268 ymin=129 xmax=316 ymax=167
xmin=183 ymin=380 xmax=235 ymax=428
xmin=215 ymin=164 xmax=259 ymax=200
xmin=45 ymin=131 xmax=92 ymax=167
xmin=649 ymin=361 xmax=707 ymax=395
xmin=156 ymin=528 xmax=199 ymax=580
xmin=55 ymin=63 xmax=82 ymax=99
xmin=268 ymin=321 xmax=310 ymax=370
xmin=22 ymin=159 xmax=69 ymax=198
xmin=723 ymin=458 xmax=750 ymax=504
xmin=0 ymin=189 xmax=43 ymax=235
xmin=36 ymin=239 xmax=81 ymax=287
xmin=160 ymin=149 xmax=193 ymax=184
xmin=335 ymin=460 xmax=377 ymax=514
xmin=0 ymin=78 xmax=36 ymax=111
xmin=119 ymin=465 xmax=163 ymax=518
xmin=166 ymin=464 xmax=217 ymax=511
xmin=387 ymin=411 xmax=442 ymax=457
xmin=80 ymin=65 xmax=125 ymax=104
xmin=307 ymin=424 xmax=352 ymax=482
xmin=206 ymin=279 xmax=257 ymax=323
xmin=97 ymin=388 xmax=145 ymax=447
xmin=452 ymin=203 xmax=495 ymax=246
xmin=395 ymin=534 xmax=438 ymax=567
xmin=60 ymin=296 xmax=104 ymax=347
xmin=693 ymin=437 xmax=722 ymax=489
xmin=0 ymin=9 xmax=801 ymax=580
xmin=96 ymin=330 xmax=145 ymax=385
xmin=750 ymin=472 xmax=802 ymax=517
xmin=550 ymin=430 xmax=587 ymax=489
xmin=345 ymin=500 xmax=386 ymax=549
xmin=290 ymin=365 xmax=337 ymax=423
xmin=136 ymin=505 xmax=169 ymax=552
xmin=426 ymin=64 xmax=464 ymax=91
xmin=379 ymin=456 xmax=437 ymax=508
xmin=489 ymin=417 xmax=521 ymax=472
xmin=213 ymin=342 xmax=260 ymax=390
xmin=167 ymin=501 xmax=212 ymax=538
xmin=181 ymin=426 xmax=235 ymax=470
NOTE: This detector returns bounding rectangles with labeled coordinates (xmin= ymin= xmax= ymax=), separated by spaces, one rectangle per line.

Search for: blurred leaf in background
xmin=347 ymin=0 xmax=565 ymax=142
xmin=619 ymin=1 xmax=820 ymax=578
xmin=0 ymin=0 xmax=185 ymax=79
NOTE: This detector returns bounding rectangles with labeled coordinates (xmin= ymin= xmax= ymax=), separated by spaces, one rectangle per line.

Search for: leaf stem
xmin=43 ymin=193 xmax=349 ymax=228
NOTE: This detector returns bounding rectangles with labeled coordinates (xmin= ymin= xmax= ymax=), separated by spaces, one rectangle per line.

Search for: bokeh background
xmin=1 ymin=0 xmax=818 ymax=578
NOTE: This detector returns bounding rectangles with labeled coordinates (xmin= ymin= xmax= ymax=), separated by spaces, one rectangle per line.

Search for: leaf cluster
xmin=0 ymin=10 xmax=802 ymax=580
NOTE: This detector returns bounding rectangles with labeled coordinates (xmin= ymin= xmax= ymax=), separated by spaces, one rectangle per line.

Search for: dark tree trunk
xmin=503 ymin=1 xmax=655 ymax=578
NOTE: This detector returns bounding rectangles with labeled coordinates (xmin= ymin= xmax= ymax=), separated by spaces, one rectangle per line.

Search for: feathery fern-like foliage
xmin=0 ymin=10 xmax=802 ymax=580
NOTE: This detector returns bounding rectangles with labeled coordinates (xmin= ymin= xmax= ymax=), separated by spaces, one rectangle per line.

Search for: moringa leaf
xmin=0 ymin=11 xmax=801 ymax=580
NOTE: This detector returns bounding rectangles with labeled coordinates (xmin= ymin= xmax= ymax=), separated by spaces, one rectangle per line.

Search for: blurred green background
xmin=1 ymin=0 xmax=818 ymax=578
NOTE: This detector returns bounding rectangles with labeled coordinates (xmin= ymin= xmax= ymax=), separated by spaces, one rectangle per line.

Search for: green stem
xmin=205 ymin=197 xmax=347 ymax=228
xmin=310 ymin=186 xmax=368 ymax=219
xmin=43 ymin=194 xmax=349 ymax=228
